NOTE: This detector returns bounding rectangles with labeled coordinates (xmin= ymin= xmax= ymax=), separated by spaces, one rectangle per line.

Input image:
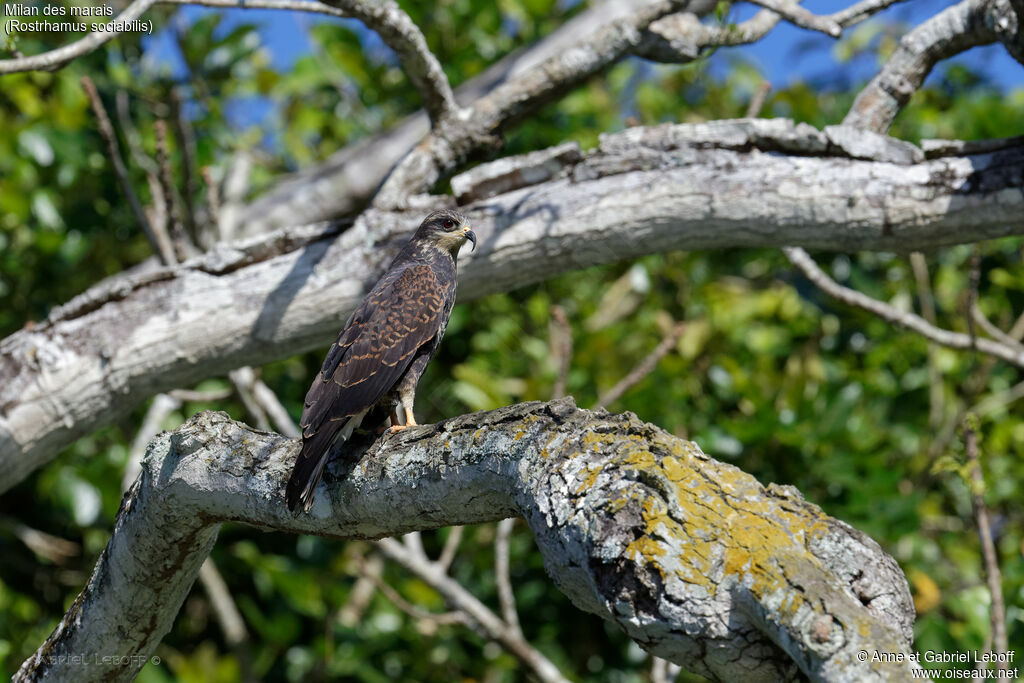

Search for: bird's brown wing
xmin=299 ymin=263 xmax=448 ymax=438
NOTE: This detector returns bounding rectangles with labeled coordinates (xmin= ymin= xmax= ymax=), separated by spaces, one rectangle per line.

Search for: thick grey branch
xmin=17 ymin=400 xmax=920 ymax=682
xmin=3 ymin=119 xmax=1024 ymax=494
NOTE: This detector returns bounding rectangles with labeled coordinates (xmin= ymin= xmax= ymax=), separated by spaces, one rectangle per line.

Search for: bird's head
xmin=414 ymin=209 xmax=477 ymax=256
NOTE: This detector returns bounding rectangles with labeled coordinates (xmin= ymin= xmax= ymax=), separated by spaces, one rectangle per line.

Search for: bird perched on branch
xmin=286 ymin=209 xmax=477 ymax=513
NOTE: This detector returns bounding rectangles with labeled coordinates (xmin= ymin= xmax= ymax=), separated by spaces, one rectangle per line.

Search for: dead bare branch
xmin=494 ymin=518 xmax=522 ymax=638
xmin=81 ymin=76 xmax=173 ymax=265
xmin=783 ymin=246 xmax=1024 ymax=370
xmin=746 ymin=0 xmax=841 ymax=36
xmin=964 ymin=420 xmax=1009 ymax=673
xmin=595 ymin=321 xmax=686 ymax=408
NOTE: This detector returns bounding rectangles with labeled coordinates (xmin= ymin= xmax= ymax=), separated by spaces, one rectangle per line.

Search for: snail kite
xmin=286 ymin=209 xmax=477 ymax=512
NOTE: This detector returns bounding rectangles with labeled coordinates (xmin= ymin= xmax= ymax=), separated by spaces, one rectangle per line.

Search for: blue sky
xmin=142 ymin=0 xmax=1024 ymax=137
xmin=145 ymin=0 xmax=1024 ymax=90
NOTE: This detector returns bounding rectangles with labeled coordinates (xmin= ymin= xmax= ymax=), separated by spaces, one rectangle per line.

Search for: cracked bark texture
xmin=3 ymin=118 xmax=1024 ymax=494
xmin=16 ymin=399 xmax=920 ymax=683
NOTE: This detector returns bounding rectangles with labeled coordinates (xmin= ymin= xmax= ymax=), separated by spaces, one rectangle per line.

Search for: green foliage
xmin=2 ymin=1 xmax=1023 ymax=680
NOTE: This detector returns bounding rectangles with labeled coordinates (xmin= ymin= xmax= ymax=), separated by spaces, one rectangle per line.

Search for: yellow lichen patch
xmin=626 ymin=536 xmax=667 ymax=567
xmin=575 ymin=464 xmax=602 ymax=494
xmin=661 ymin=456 xmax=687 ymax=482
xmin=513 ymin=429 xmax=526 ymax=441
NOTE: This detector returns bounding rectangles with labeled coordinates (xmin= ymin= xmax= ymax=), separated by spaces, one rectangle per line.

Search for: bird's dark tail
xmin=286 ymin=411 xmax=366 ymax=513
xmin=286 ymin=428 xmax=336 ymax=513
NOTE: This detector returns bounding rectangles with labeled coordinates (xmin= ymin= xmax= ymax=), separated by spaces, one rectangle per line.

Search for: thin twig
xmin=0 ymin=517 xmax=80 ymax=564
xmin=198 ymin=559 xmax=248 ymax=647
xmin=81 ymin=76 xmax=173 ymax=265
xmin=783 ymin=247 xmax=1024 ymax=370
xmin=969 ymin=379 xmax=1024 ymax=418
xmin=549 ymin=306 xmax=572 ymax=400
xmin=171 ymin=87 xmax=201 ymax=244
xmin=745 ymin=80 xmax=772 ymax=118
xmin=115 ymin=90 xmax=161 ymax=178
xmin=154 ymin=119 xmax=192 ymax=262
xmin=650 ymin=656 xmax=682 ymax=683
xmin=123 ymin=393 xmax=182 ymax=491
xmin=971 ymin=305 xmax=1024 ymax=350
xmin=198 ymin=558 xmax=255 ymax=681
xmin=228 ymin=367 xmax=272 ymax=432
xmin=218 ymin=367 xmax=297 ymax=441
xmin=436 ymin=525 xmax=463 ymax=573
xmin=910 ymin=252 xmax=944 ymax=429
xmin=967 ymin=243 xmax=982 ymax=349
xmin=201 ymin=166 xmax=222 ymax=238
xmin=217 ymin=151 xmax=253 ymax=242
xmin=494 ymin=518 xmax=522 ymax=638
xmin=252 ymin=377 xmax=301 ymax=438
xmin=831 ymin=0 xmax=910 ymax=27
xmin=375 ymin=538 xmax=569 ymax=683
xmin=746 ymin=0 xmax=841 ymax=36
xmin=963 ymin=420 xmax=1008 ymax=673
xmin=357 ymin=556 xmax=468 ymax=627
xmin=595 ymin=321 xmax=686 ymax=408
xmin=167 ymin=387 xmax=234 ymax=403
xmin=338 ymin=551 xmax=384 ymax=627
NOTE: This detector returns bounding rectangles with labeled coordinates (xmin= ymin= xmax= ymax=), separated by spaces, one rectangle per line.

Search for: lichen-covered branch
xmin=17 ymin=400 xmax=921 ymax=682
xmin=3 ymin=119 xmax=1024 ymax=494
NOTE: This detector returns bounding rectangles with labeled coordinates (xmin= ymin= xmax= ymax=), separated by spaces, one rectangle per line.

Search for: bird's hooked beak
xmin=462 ymin=226 xmax=477 ymax=252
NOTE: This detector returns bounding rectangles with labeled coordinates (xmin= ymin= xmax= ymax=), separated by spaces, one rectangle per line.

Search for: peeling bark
xmin=17 ymin=400 xmax=922 ymax=682
xmin=2 ymin=119 xmax=1024 ymax=494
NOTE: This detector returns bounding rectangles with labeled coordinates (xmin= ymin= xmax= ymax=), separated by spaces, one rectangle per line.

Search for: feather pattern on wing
xmin=286 ymin=208 xmax=472 ymax=513
xmin=286 ymin=262 xmax=453 ymax=512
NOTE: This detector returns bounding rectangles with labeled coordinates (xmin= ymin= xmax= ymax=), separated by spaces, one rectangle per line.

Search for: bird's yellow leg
xmin=385 ymin=404 xmax=412 ymax=434
xmin=403 ymin=405 xmax=418 ymax=427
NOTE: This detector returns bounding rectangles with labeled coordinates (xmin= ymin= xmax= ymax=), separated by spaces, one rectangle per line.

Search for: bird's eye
xmin=442 ymin=218 xmax=455 ymax=230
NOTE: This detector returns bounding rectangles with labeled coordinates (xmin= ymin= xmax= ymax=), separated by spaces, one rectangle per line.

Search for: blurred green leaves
xmin=2 ymin=0 xmax=1024 ymax=680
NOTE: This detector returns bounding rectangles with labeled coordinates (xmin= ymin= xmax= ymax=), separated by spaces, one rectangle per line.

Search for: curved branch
xmin=0 ymin=0 xmax=159 ymax=74
xmin=235 ymin=0 xmax=903 ymax=234
xmin=372 ymin=0 xmax=694 ymax=208
xmin=316 ymin=0 xmax=456 ymax=123
xmin=17 ymin=400 xmax=920 ymax=682
xmin=842 ymin=0 xmax=1018 ymax=133
xmin=3 ymin=120 xmax=1024 ymax=494
xmin=2 ymin=0 xmax=455 ymax=124
xmin=783 ymin=246 xmax=1024 ymax=367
